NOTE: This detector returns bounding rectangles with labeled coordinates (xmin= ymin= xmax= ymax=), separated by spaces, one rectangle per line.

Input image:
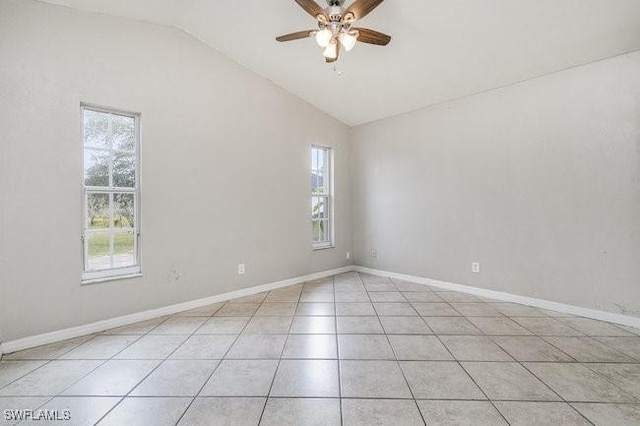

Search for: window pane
xmin=114 ymin=193 xmax=135 ymax=228
xmin=312 ymin=220 xmax=322 ymax=243
xmin=84 ymin=149 xmax=109 ymax=187
xmin=112 ymin=114 xmax=135 ymax=151
xmin=87 ymin=193 xmax=110 ymax=229
xmin=312 ymin=196 xmax=327 ymax=219
xmin=113 ymin=152 xmax=135 ymax=188
xmin=311 ymin=148 xmax=319 ymax=172
xmin=87 ymin=231 xmax=111 ymax=271
xmin=84 ymin=110 xmax=110 ymax=148
xmin=312 ymin=219 xmax=331 ymax=244
xmin=322 ymin=219 xmax=330 ymax=242
xmin=317 ymin=149 xmax=325 ymax=172
xmin=113 ymin=231 xmax=135 ymax=268
xmin=312 ymin=171 xmax=324 ymax=195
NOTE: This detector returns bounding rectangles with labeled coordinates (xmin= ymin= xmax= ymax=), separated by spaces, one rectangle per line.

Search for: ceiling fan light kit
xmin=316 ymin=28 xmax=333 ymax=47
xmin=276 ymin=0 xmax=391 ymax=63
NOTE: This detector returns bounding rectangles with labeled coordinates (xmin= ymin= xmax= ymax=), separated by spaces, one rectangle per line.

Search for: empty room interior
xmin=1 ymin=0 xmax=640 ymax=424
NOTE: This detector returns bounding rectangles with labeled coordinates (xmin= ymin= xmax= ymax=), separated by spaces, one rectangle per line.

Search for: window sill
xmin=312 ymin=244 xmax=335 ymax=251
xmin=82 ymin=271 xmax=142 ymax=286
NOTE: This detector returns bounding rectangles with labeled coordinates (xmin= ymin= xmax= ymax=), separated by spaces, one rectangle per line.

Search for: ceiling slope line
xmin=32 ymin=0 xmax=352 ymax=126
xmin=352 ymin=47 xmax=640 ymax=128
xmin=176 ymin=25 xmax=351 ymax=127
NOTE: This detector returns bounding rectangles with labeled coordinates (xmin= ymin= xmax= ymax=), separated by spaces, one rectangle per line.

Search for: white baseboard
xmin=0 ymin=265 xmax=355 ymax=355
xmin=6 ymin=264 xmax=637 ymax=356
xmin=355 ymin=266 xmax=640 ymax=329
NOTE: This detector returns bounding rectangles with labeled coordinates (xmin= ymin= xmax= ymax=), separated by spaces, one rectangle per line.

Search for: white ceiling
xmin=42 ymin=0 xmax=640 ymax=126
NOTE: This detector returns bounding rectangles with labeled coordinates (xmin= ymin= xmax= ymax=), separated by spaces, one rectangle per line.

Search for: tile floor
xmin=1 ymin=272 xmax=639 ymax=425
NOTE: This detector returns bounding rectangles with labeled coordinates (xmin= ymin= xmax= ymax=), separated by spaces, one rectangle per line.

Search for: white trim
xmin=81 ymin=104 xmax=141 ymax=282
xmin=312 ymin=244 xmax=336 ymax=251
xmin=0 ymin=266 xmax=355 ymax=355
xmin=354 ymin=266 xmax=640 ymax=329
xmin=311 ymin=145 xmax=333 ymax=247
xmin=81 ymin=272 xmax=143 ymax=286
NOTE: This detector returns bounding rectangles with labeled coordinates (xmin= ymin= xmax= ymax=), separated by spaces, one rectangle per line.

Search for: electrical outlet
xmin=346 ymin=252 xmax=351 ymax=260
xmin=471 ymin=262 xmax=480 ymax=273
xmin=371 ymin=249 xmax=377 ymax=258
xmin=238 ymin=264 xmax=245 ymax=275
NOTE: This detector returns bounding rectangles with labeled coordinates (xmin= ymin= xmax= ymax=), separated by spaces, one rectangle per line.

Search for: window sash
xmin=82 ymin=105 xmax=140 ymax=282
xmin=311 ymin=146 xmax=333 ymax=248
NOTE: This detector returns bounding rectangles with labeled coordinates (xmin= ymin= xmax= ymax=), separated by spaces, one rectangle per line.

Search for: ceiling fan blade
xmin=346 ymin=0 xmax=385 ymax=20
xmin=294 ymin=0 xmax=326 ymax=19
xmin=276 ymin=30 xmax=315 ymax=42
xmin=354 ymin=27 xmax=391 ymax=46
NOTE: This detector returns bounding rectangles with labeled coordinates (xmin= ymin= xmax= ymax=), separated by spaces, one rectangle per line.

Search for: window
xmin=311 ymin=146 xmax=333 ymax=248
xmin=82 ymin=105 xmax=140 ymax=282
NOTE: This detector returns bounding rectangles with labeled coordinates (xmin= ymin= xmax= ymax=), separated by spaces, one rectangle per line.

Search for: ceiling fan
xmin=276 ymin=0 xmax=391 ymax=63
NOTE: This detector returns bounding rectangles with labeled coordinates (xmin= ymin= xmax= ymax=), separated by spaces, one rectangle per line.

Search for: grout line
xmin=442 ymin=316 xmax=565 ymax=424
xmin=258 ymin=284 xmax=302 ymax=425
xmin=586 ymin=336 xmax=640 ymax=363
xmin=488 ymin=335 xmax=578 ymax=363
xmin=3 ymin=394 xmax=640 ymax=402
xmin=55 ymin=329 xmax=640 ymax=338
xmin=576 ymin=362 xmax=640 ymax=401
xmin=43 ymin=329 xmax=167 ymax=402
xmin=48 ymin=338 xmax=150 ymax=424
xmin=440 ymin=303 xmax=569 ymax=404
xmin=452 ymin=310 xmax=566 ymax=412
xmin=1 ymin=394 xmax=639 ymax=403
xmin=517 ymin=362 xmax=596 ymax=426
xmin=332 ymin=275 xmax=344 ymax=426
xmin=3 ymin=357 xmax=630 ymax=363
xmin=537 ymin=335 xmax=634 ymax=363
xmin=402 ymin=279 xmax=515 ymax=426
xmin=93 ymin=301 xmax=229 ymax=425
xmin=394 ymin=280 xmax=437 ymax=423
xmin=363 ymin=274 xmax=428 ymax=425
xmin=446 ymin=351 xmax=513 ymax=426
xmin=0 ymin=332 xmax=106 ymax=392
xmin=174 ymin=292 xmax=275 ymax=426
xmin=566 ymin=402 xmax=599 ymax=426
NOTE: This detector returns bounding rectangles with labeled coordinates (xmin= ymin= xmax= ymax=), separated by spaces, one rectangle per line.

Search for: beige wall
xmin=351 ymin=51 xmax=640 ymax=318
xmin=0 ymin=0 xmax=352 ymax=342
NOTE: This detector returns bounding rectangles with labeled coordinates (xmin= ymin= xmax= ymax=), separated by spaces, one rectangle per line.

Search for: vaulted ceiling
xmin=41 ymin=0 xmax=640 ymax=125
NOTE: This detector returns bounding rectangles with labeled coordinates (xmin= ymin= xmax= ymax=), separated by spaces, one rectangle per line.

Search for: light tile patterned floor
xmin=1 ymin=272 xmax=640 ymax=425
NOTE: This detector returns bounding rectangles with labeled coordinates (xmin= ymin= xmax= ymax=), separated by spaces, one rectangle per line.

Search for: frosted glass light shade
xmin=315 ymin=29 xmax=333 ymax=48
xmin=339 ymin=31 xmax=357 ymax=51
xmin=323 ymin=41 xmax=338 ymax=59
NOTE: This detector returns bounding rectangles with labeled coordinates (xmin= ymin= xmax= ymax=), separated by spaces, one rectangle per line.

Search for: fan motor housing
xmin=327 ymin=6 xmax=344 ymax=22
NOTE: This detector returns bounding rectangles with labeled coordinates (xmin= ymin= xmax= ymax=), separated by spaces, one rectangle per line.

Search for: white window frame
xmin=81 ymin=104 xmax=141 ymax=283
xmin=311 ymin=145 xmax=334 ymax=249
